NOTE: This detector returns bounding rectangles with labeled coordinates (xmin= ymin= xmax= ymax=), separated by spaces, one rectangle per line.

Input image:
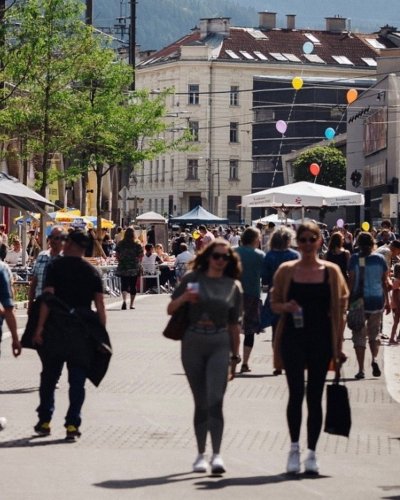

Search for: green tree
xmin=0 ymin=0 xmax=96 ymax=196
xmin=292 ymin=145 xmax=346 ymax=189
xmin=0 ymin=0 xmax=189 ymax=233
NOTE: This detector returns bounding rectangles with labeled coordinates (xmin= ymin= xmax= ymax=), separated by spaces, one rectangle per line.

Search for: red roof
xmin=137 ymin=24 xmax=396 ymax=69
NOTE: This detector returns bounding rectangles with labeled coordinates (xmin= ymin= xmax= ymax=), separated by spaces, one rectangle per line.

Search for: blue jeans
xmin=37 ymin=356 xmax=87 ymax=427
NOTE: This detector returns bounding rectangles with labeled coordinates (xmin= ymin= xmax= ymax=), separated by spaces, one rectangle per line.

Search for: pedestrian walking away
xmin=32 ymin=229 xmax=107 ymax=441
xmin=348 ymin=231 xmax=390 ymax=380
xmin=115 ymin=227 xmax=143 ymax=309
xmin=271 ymin=222 xmax=349 ymax=475
xmin=167 ymin=238 xmax=243 ymax=475
xmin=261 ymin=227 xmax=299 ymax=375
xmin=234 ymin=227 xmax=265 ymax=374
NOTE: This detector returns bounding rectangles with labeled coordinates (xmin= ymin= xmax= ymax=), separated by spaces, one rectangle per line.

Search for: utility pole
xmin=86 ymin=0 xmax=93 ymax=25
xmin=129 ymin=0 xmax=136 ymax=89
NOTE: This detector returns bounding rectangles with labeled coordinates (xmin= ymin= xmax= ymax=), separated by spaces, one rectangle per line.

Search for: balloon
xmin=292 ymin=76 xmax=303 ymax=91
xmin=346 ymin=88 xmax=358 ymax=104
xmin=303 ymin=41 xmax=314 ymax=54
xmin=192 ymin=230 xmax=200 ymax=240
xmin=361 ymin=222 xmax=370 ymax=231
xmin=309 ymin=163 xmax=320 ymax=176
xmin=336 ymin=218 xmax=344 ymax=228
xmin=324 ymin=127 xmax=335 ymax=140
xmin=276 ymin=120 xmax=287 ymax=134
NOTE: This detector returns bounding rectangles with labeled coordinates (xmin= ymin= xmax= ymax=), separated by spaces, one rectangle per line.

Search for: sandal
xmin=240 ymin=364 xmax=251 ymax=373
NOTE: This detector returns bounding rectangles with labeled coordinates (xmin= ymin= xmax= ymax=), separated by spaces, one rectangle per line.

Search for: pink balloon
xmin=336 ymin=218 xmax=344 ymax=228
xmin=276 ymin=120 xmax=287 ymax=134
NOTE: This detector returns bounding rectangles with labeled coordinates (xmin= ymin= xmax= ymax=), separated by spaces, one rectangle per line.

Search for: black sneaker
xmin=65 ymin=425 xmax=81 ymax=442
xmin=34 ymin=421 xmax=51 ymax=436
xmin=121 ymin=302 xmax=127 ymax=310
xmin=371 ymin=361 xmax=381 ymax=377
xmin=355 ymin=371 xmax=365 ymax=380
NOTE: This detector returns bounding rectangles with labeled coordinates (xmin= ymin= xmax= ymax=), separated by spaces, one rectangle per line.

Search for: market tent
xmin=136 ymin=211 xmax=167 ymax=224
xmin=252 ymin=213 xmax=296 ymax=225
xmin=170 ymin=205 xmax=229 ymax=225
xmin=242 ymin=182 xmax=364 ymax=208
xmin=0 ymin=172 xmax=55 ymax=211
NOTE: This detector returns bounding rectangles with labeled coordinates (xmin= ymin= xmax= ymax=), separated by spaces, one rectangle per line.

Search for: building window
xmin=187 ymin=159 xmax=199 ymax=180
xmin=170 ymin=158 xmax=174 ymax=182
xmin=149 ymin=198 xmax=152 ymax=211
xmin=188 ymin=84 xmax=199 ymax=105
xmin=149 ymin=160 xmax=153 ymax=183
xmin=161 ymin=159 xmax=165 ymax=181
xmin=229 ymin=159 xmax=239 ymax=180
xmin=188 ymin=121 xmax=199 ymax=141
xmin=155 ymin=199 xmax=158 ymax=213
xmin=161 ymin=198 xmax=164 ymax=215
xmin=155 ymin=159 xmax=159 ymax=182
xmin=230 ymin=85 xmax=239 ymax=106
xmin=230 ymin=122 xmax=239 ymax=143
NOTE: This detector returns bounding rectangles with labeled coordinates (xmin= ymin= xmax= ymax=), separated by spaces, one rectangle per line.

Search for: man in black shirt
xmin=33 ymin=230 xmax=106 ymax=441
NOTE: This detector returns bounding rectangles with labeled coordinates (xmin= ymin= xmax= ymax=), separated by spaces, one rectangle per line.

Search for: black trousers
xmin=281 ymin=332 xmax=331 ymax=451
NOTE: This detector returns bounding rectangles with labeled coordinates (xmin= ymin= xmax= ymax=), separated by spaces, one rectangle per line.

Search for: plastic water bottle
xmin=0 ymin=417 xmax=7 ymax=430
xmin=292 ymin=307 xmax=304 ymax=329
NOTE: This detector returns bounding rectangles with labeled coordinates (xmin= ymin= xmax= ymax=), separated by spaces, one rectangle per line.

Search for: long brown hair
xmin=189 ymin=238 xmax=242 ymax=279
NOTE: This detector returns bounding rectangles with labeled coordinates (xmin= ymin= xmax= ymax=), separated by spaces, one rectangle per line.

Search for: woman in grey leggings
xmin=167 ymin=238 xmax=243 ymax=474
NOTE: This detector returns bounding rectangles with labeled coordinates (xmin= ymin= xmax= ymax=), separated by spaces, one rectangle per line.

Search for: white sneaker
xmin=210 ymin=454 xmax=226 ymax=474
xmin=192 ymin=454 xmax=208 ymax=473
xmin=304 ymin=452 xmax=319 ymax=474
xmin=286 ymin=449 xmax=300 ymax=474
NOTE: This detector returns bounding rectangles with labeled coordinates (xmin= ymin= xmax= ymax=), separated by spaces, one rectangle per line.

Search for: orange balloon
xmin=346 ymin=88 xmax=358 ymax=104
xmin=309 ymin=163 xmax=320 ymax=176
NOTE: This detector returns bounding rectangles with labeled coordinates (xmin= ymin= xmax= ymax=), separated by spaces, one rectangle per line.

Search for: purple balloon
xmin=276 ymin=120 xmax=287 ymax=134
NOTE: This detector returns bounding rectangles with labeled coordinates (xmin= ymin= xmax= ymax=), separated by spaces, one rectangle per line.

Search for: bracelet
xmin=230 ymin=354 xmax=241 ymax=362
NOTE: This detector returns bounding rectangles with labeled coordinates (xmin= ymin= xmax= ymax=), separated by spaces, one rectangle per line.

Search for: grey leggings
xmin=181 ymin=327 xmax=230 ymax=454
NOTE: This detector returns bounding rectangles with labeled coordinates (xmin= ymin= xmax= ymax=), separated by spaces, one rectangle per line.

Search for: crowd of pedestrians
xmin=0 ymin=216 xmax=400 ymax=477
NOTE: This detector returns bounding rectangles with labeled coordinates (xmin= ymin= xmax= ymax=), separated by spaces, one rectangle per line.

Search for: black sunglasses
xmin=211 ymin=252 xmax=229 ymax=261
xmin=298 ymin=235 xmax=318 ymax=244
xmin=51 ymin=235 xmax=66 ymax=241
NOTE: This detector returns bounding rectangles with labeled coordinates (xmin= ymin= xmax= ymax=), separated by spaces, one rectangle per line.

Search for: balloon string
xmin=271 ymin=89 xmax=298 ymax=187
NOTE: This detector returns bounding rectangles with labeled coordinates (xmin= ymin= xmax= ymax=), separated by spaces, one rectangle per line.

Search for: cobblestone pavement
xmin=0 ymin=294 xmax=399 ymax=500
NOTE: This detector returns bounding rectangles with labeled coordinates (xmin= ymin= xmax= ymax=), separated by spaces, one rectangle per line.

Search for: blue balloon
xmin=303 ymin=41 xmax=314 ymax=54
xmin=325 ymin=127 xmax=336 ymax=140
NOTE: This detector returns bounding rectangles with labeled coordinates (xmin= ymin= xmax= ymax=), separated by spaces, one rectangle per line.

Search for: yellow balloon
xmin=193 ymin=230 xmax=200 ymax=240
xmin=292 ymin=77 xmax=303 ymax=91
xmin=361 ymin=221 xmax=370 ymax=231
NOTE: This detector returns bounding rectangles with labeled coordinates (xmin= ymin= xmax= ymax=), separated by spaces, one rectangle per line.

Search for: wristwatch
xmin=230 ymin=354 xmax=241 ymax=362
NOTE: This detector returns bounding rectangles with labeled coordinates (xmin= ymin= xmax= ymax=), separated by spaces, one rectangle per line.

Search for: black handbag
xmin=324 ymin=376 xmax=352 ymax=437
xmin=162 ymin=304 xmax=189 ymax=341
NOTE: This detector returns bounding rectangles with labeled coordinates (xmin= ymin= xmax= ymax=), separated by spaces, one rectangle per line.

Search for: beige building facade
xmin=134 ymin=13 xmax=395 ymax=224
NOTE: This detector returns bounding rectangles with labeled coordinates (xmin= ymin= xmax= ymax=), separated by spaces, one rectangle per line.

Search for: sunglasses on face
xmin=298 ymin=235 xmax=319 ymax=244
xmin=211 ymin=252 xmax=229 ymax=261
xmin=51 ymin=235 xmax=66 ymax=241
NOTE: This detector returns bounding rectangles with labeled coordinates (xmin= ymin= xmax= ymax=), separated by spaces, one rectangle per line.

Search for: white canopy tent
xmin=243 ymin=181 xmax=364 ymax=221
xmin=136 ymin=211 xmax=167 ymax=224
xmin=243 ymin=182 xmax=364 ymax=208
xmin=135 ymin=211 xmax=168 ymax=250
xmin=252 ymin=213 xmax=296 ymax=226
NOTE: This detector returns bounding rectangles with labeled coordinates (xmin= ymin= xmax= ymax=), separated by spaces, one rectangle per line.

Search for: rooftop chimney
xmin=199 ymin=17 xmax=231 ymax=39
xmin=286 ymin=14 xmax=296 ymax=30
xmin=325 ymin=16 xmax=347 ymax=33
xmin=258 ymin=11 xmax=277 ymax=31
